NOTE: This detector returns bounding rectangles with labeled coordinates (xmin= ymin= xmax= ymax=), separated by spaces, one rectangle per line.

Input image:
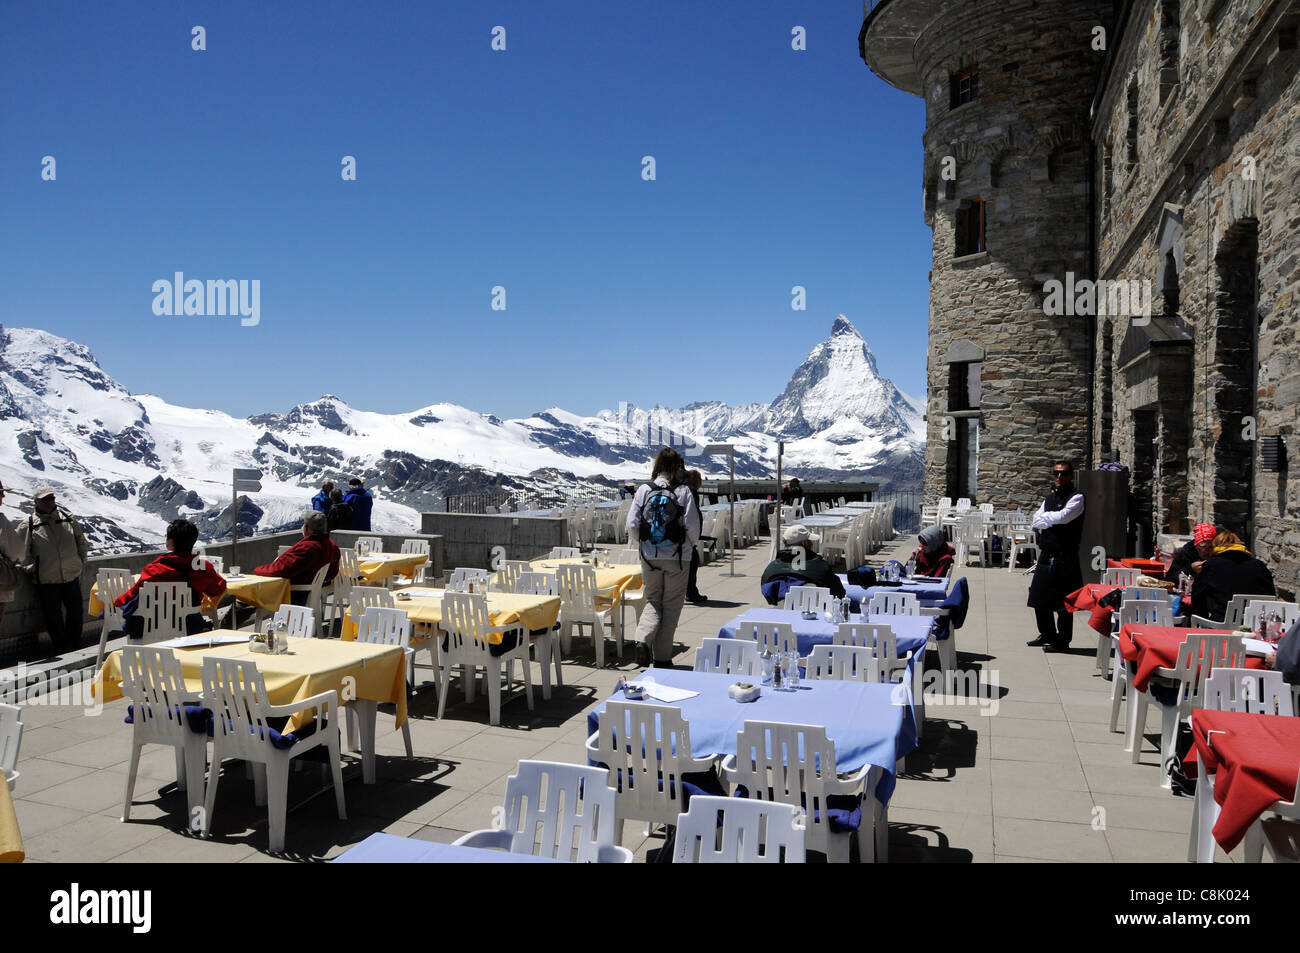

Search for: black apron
xmin=1027 ymin=485 xmax=1085 ymax=609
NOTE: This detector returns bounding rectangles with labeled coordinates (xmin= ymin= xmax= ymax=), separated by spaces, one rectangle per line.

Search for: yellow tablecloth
xmin=89 ymin=574 xmax=292 ymax=615
xmin=93 ymin=633 xmax=407 ymax=730
xmin=358 ymin=553 xmax=428 ymax=585
xmin=0 ymin=780 xmax=22 ymax=863
xmin=342 ymin=588 xmax=561 ymax=644
xmin=529 ymin=558 xmax=643 ymax=605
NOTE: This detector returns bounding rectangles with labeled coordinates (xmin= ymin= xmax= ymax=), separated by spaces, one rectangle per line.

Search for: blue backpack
xmin=640 ymin=483 xmax=686 ymax=552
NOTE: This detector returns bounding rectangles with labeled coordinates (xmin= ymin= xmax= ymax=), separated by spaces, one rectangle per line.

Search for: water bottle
xmin=905 ymin=557 xmax=916 ymax=579
xmin=1268 ymin=611 xmax=1283 ymax=644
xmin=830 ymin=599 xmax=842 ymax=624
xmin=263 ymin=619 xmax=276 ymax=655
xmin=760 ymin=647 xmax=775 ymax=686
xmin=785 ymin=650 xmax=800 ymax=688
xmin=276 ymin=619 xmax=289 ymax=653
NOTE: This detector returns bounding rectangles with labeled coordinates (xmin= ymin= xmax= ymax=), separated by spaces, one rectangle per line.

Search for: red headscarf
xmin=1193 ymin=523 xmax=1216 ymax=546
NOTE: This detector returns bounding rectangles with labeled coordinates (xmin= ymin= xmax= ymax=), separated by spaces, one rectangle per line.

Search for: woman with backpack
xmin=627 ymin=447 xmax=700 ymax=668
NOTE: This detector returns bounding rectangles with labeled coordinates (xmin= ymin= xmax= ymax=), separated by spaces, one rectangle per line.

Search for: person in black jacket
xmin=1190 ymin=531 xmax=1275 ymax=622
xmin=1027 ymin=461 xmax=1086 ymax=652
xmin=1169 ymin=523 xmax=1216 ymax=585
xmin=327 ymin=489 xmax=354 ymax=534
xmin=760 ymin=524 xmax=846 ymax=603
xmin=685 ymin=470 xmax=707 ymax=604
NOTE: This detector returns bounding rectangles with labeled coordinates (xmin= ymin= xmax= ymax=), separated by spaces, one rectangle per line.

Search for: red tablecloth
xmin=1185 ymin=710 xmax=1300 ymax=852
xmin=1117 ymin=625 xmax=1265 ymax=692
xmin=1109 ymin=557 xmax=1167 ymax=579
xmin=1065 ymin=583 xmax=1121 ymax=636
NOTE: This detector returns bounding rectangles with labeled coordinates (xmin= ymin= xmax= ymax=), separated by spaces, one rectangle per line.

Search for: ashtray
xmin=396 ymin=593 xmax=411 ymax=601
xmin=729 ymin=682 xmax=760 ymax=703
xmin=623 ymin=683 xmax=647 ymax=700
xmin=801 ymin=610 xmax=818 ymax=620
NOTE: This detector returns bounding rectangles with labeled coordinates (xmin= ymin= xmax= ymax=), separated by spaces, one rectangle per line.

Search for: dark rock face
xmin=297 ymin=445 xmax=344 ymax=469
xmin=87 ymin=478 xmax=137 ymax=501
xmin=249 ymin=397 xmax=354 ymax=435
xmin=17 ymin=431 xmax=44 ymax=470
xmin=256 ymin=430 xmax=289 ymax=453
xmin=76 ymin=516 xmax=146 ymax=555
xmin=112 ymin=424 xmax=161 ymax=468
xmin=0 ymin=378 xmax=19 ymax=420
xmin=408 ymin=411 xmax=443 ymax=426
xmin=195 ymin=495 xmax=265 ymax=541
xmin=138 ymin=476 xmax=206 ymax=519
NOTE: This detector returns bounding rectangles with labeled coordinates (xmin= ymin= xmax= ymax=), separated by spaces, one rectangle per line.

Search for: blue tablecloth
xmin=587 ymin=668 xmax=916 ymax=803
xmin=718 ymin=608 xmax=931 ymax=660
xmin=842 ymin=577 xmax=949 ymax=614
xmin=334 ymin=832 xmax=566 ymax=863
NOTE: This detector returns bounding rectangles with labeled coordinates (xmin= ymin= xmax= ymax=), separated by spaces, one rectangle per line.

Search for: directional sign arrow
xmin=232 ymin=468 xmax=263 ymax=481
xmin=233 ymin=481 xmax=262 ymax=493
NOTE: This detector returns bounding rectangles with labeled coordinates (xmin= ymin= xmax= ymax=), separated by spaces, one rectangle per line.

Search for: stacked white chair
xmin=399 ymin=539 xmax=431 ymax=585
xmin=673 ymin=796 xmax=806 ymax=864
xmin=866 ymin=591 xmax=920 ymax=616
xmin=555 ymin=564 xmax=620 ymax=667
xmin=289 ymin=565 xmax=331 ymax=637
xmin=0 ymin=703 xmax=21 ymax=792
xmin=782 ymin=586 xmax=835 ymax=616
xmin=453 ymin=760 xmax=632 ymax=863
xmin=447 ymin=568 xmax=493 ymax=592
xmin=735 ymin=619 xmax=799 ymax=656
xmin=200 ymin=656 xmax=345 ymax=854
xmin=355 ymin=537 xmax=382 ymax=556
xmin=491 ymin=559 xmax=531 ymax=593
xmin=272 ymin=604 xmax=315 ymax=640
xmin=805 ymin=644 xmax=881 ymax=683
xmin=352 ymin=606 xmax=413 ymax=756
xmin=437 ymin=592 xmax=533 ymax=726
xmin=547 ymin=547 xmax=580 ymax=559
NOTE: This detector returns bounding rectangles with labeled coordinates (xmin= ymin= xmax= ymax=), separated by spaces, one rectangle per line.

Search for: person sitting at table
xmin=910 ymin=525 xmax=955 ymax=578
xmin=254 ymin=512 xmax=340 ymax=604
xmin=760 ymin=524 xmax=846 ymax=605
xmin=327 ymin=488 xmax=354 ymax=533
xmin=1168 ymin=523 xmax=1216 ymax=584
xmin=114 ymin=519 xmax=227 ymax=638
xmin=1189 ymin=530 xmax=1275 ymax=622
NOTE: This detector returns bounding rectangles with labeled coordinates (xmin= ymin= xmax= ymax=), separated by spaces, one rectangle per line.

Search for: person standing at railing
xmin=685 ymin=470 xmax=709 ymax=604
xmin=18 ymin=486 xmax=88 ymax=652
xmin=311 ymin=481 xmax=335 ymax=514
xmin=0 ymin=481 xmax=26 ymax=629
xmin=343 ymin=478 xmax=373 ymax=531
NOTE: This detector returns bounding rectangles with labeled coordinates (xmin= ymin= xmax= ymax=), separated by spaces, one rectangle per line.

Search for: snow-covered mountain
xmin=0 ymin=316 xmax=923 ymax=552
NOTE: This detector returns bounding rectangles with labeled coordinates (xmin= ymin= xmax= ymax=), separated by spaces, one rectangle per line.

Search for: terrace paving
xmin=7 ymin=537 xmax=1231 ymax=863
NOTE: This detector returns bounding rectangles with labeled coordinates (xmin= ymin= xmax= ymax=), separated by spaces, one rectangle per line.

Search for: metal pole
xmin=774 ymin=440 xmax=784 ymax=554
xmin=721 ymin=448 xmax=744 ymax=577
xmin=231 ymin=482 xmax=239 ymax=566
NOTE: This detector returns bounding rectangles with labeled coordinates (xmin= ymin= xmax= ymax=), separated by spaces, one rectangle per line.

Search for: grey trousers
xmin=636 ymin=558 xmax=690 ymax=662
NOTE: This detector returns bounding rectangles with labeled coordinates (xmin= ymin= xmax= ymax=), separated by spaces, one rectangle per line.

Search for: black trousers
xmin=1034 ymin=605 xmax=1073 ymax=645
xmin=687 ymin=547 xmax=701 ymax=599
xmin=37 ymin=579 xmax=84 ymax=651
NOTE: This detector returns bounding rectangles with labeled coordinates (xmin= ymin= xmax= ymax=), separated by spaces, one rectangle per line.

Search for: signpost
xmin=231 ymin=468 xmax=262 ymax=564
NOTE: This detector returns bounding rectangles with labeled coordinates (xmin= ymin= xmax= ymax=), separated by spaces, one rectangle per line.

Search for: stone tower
xmin=860 ymin=0 xmax=1113 ymax=509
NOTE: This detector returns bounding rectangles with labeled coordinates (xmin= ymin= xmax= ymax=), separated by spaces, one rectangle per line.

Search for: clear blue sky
xmin=1 ymin=0 xmax=931 ymax=420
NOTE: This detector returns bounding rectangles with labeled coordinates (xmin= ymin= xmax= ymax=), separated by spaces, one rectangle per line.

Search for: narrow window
xmin=1159 ymin=1 xmax=1181 ymax=104
xmin=947 ymin=362 xmax=982 ymax=412
xmin=950 ymin=68 xmax=979 ymax=109
xmin=955 ymin=199 xmax=986 ymax=257
xmin=1126 ymin=79 xmax=1139 ymax=172
xmin=1102 ymin=143 xmax=1114 ymax=218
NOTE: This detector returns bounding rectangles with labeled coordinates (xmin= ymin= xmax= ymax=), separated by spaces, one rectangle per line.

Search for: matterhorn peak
xmin=830 ymin=314 xmax=862 ymax=339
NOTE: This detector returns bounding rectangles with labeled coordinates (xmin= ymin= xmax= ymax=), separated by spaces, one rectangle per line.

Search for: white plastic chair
xmin=327 ymin=548 xmax=361 ymax=635
xmin=353 ymin=606 xmax=413 ymax=757
xmin=452 ymin=760 xmax=632 ymax=863
xmin=137 ymin=581 xmax=202 ymax=643
xmin=272 ymin=604 xmax=316 ymax=640
xmin=512 ymin=572 xmax=564 ymax=700
xmin=721 ymin=721 xmax=881 ymax=863
xmin=119 ymin=646 xmax=207 ymax=822
xmin=355 ymin=537 xmax=383 ymax=556
xmin=437 ymin=592 xmax=533 ymax=726
xmin=782 ymin=586 xmax=834 ymax=616
xmin=866 ymin=591 xmax=920 ymax=616
xmin=399 ymin=539 xmax=431 ymax=585
xmin=1110 ymin=599 xmax=1175 ymax=737
xmin=200 ymin=656 xmax=345 ymax=854
xmin=0 ymin=703 xmax=23 ymax=792
xmin=1242 ymin=600 xmax=1298 ymax=630
xmin=693 ymin=638 xmax=759 ymax=676
xmin=447 ymin=568 xmax=493 ymax=593
xmin=608 ymin=548 xmax=640 ymax=565
xmin=94 ymin=568 xmax=134 ymax=670
xmin=673 ymin=796 xmax=806 ymax=863
xmin=556 ymin=564 xmax=620 ymax=667
xmin=1102 ymin=568 xmax=1141 ymax=586
xmin=547 ymin=547 xmax=580 ymax=559
xmin=289 ymin=564 xmax=330 ymax=637
xmin=805 ymin=644 xmax=881 ymax=683
xmin=1189 ymin=669 xmax=1297 ymax=863
xmin=585 ymin=701 xmax=716 ymax=842
xmin=735 ymin=619 xmax=799 ymax=656
xmin=491 ymin=559 xmax=531 ymax=593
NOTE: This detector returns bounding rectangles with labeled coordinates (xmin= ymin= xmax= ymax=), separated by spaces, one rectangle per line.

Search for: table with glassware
xmin=357 ymin=552 xmax=428 ymax=585
xmin=841 ymin=575 xmax=949 ymax=614
xmin=341 ymin=587 xmax=561 ymax=642
xmin=527 ymin=557 xmax=643 ymax=605
xmin=93 ymin=634 xmax=408 ymax=784
xmin=587 ymin=668 xmax=917 ymax=804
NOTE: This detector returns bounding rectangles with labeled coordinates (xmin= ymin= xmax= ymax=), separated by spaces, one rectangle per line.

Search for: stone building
xmin=861 ymin=0 xmax=1300 ymax=596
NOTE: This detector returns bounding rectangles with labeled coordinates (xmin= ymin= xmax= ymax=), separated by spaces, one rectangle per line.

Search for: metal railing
xmin=444 ymin=485 xmax=621 ymax=515
xmin=873 ymin=488 xmax=922 ymax=535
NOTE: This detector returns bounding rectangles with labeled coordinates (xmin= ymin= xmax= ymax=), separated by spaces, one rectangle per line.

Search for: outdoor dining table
xmin=791 ymin=515 xmax=849 ymax=529
xmin=1117 ymin=624 xmax=1269 ymax=693
xmin=0 ymin=774 xmax=22 ymax=863
xmin=342 ymin=587 xmax=561 ymax=643
xmin=93 ymin=635 xmax=407 ymax=784
xmin=718 ymin=607 xmax=932 ymax=662
xmin=358 ymin=552 xmax=428 ymax=585
xmin=334 ymin=831 xmax=567 ymax=863
xmin=843 ymin=576 xmax=948 ymax=614
xmin=529 ymin=557 xmax=643 ymax=606
xmin=587 ymin=668 xmax=917 ymax=803
xmin=1186 ymin=709 xmax=1300 ymax=855
xmin=1065 ymin=583 xmax=1182 ymax=636
xmin=89 ymin=572 xmax=292 ymax=617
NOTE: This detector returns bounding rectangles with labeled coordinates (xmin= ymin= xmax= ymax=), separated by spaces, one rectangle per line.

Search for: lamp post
xmin=774 ymin=440 xmax=784 ymax=556
xmin=702 ymin=443 xmax=743 ymax=578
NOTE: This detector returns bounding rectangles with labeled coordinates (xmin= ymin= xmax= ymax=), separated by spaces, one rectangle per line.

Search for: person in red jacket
xmin=115 ymin=519 xmax=227 ymax=637
xmin=254 ymin=512 xmax=340 ymax=603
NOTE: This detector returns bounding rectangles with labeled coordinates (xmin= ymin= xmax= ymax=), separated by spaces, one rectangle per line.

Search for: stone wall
xmin=420 ymin=513 xmax=569 ymax=571
xmin=906 ymin=0 xmax=1111 ymax=509
xmin=1093 ymin=0 xmax=1300 ymax=595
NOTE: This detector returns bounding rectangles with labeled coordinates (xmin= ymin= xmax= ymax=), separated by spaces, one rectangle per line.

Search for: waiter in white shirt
xmin=1026 ymin=461 xmax=1086 ymax=652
